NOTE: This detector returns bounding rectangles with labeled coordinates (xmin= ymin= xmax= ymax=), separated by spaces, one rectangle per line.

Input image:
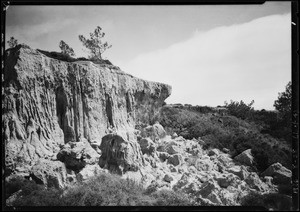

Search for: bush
xmin=63 ymin=173 xmax=148 ymax=206
xmin=241 ymin=192 xmax=293 ymax=211
xmin=5 ymin=176 xmax=27 ymax=199
xmin=151 ymin=189 xmax=192 ymax=206
xmin=224 ymin=100 xmax=255 ymax=120
xmin=13 ymin=187 xmax=64 ymax=206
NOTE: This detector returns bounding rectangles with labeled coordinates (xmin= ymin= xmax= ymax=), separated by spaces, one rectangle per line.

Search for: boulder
xmin=234 ymin=149 xmax=254 ymax=166
xmin=170 ymin=166 xmax=177 ymax=173
xmin=208 ymin=149 xmax=219 ymax=156
xmin=199 ymin=180 xmax=218 ymax=198
xmin=245 ymin=172 xmax=268 ymax=192
xmin=76 ymin=164 xmax=104 ymax=182
xmin=207 ymin=191 xmax=222 ymax=205
xmin=218 ymin=189 xmax=238 ymax=206
xmin=195 ymin=158 xmax=217 ymax=172
xmin=188 ymin=166 xmax=197 ymax=174
xmin=30 ymin=159 xmax=67 ymax=188
xmin=222 ymin=148 xmax=230 ymax=154
xmin=227 ymin=165 xmax=249 ymax=180
xmin=163 ymin=174 xmax=174 ymax=183
xmin=261 ymin=162 xmax=292 ymax=184
xmin=263 ymin=176 xmax=273 ymax=185
xmin=216 ymin=154 xmax=233 ymax=168
xmin=157 ymin=151 xmax=170 ymax=162
xmin=57 ymin=140 xmax=100 ymax=171
xmin=157 ymin=141 xmax=181 ymax=155
xmin=167 ymin=154 xmax=182 ymax=166
xmin=182 ymin=182 xmax=201 ymax=195
xmin=171 ymin=133 xmax=178 ymax=139
xmin=216 ymin=174 xmax=236 ymax=188
xmin=138 ymin=138 xmax=156 ymax=155
xmin=141 ymin=123 xmax=166 ymax=141
xmin=98 ymin=134 xmax=144 ymax=174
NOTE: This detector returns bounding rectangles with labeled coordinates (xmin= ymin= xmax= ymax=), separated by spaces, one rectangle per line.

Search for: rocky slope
xmin=3 ymin=44 xmax=171 ymax=183
xmin=3 ymin=45 xmax=292 ymax=207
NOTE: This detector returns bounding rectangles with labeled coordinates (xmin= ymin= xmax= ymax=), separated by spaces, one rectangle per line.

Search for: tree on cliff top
xmin=78 ymin=26 xmax=112 ymax=60
xmin=59 ymin=40 xmax=75 ymax=57
xmin=7 ymin=37 xmax=18 ymax=48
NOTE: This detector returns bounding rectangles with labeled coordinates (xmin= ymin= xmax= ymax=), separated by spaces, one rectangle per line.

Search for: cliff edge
xmin=2 ymin=44 xmax=171 ymax=177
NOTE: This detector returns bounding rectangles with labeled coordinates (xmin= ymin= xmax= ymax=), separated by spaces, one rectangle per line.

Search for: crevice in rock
xmin=105 ymin=93 xmax=114 ymax=127
xmin=126 ymin=92 xmax=132 ymax=113
xmin=55 ymin=86 xmax=68 ymax=142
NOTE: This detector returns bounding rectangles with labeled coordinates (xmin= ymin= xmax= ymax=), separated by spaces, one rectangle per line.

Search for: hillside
xmin=3 ymin=45 xmax=293 ymax=210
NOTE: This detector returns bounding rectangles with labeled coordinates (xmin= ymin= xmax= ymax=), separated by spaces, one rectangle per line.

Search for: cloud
xmin=6 ymin=19 xmax=76 ymax=44
xmin=121 ymin=13 xmax=291 ymax=110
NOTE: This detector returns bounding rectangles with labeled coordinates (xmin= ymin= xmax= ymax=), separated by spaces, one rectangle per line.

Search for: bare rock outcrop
xmin=261 ymin=162 xmax=292 ymax=184
xmin=234 ymin=149 xmax=254 ymax=166
xmin=3 ymin=45 xmax=171 ymax=178
xmin=57 ymin=139 xmax=100 ymax=171
xmin=138 ymin=137 xmax=156 ymax=155
xmin=98 ymin=133 xmax=145 ymax=174
xmin=30 ymin=159 xmax=67 ymax=188
xmin=140 ymin=123 xmax=167 ymax=142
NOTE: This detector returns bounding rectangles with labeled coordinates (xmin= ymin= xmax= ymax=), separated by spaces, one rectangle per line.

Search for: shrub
xmin=224 ymin=100 xmax=255 ymax=120
xmin=59 ymin=40 xmax=75 ymax=56
xmin=63 ymin=172 xmax=154 ymax=206
xmin=241 ymin=192 xmax=293 ymax=211
xmin=13 ymin=187 xmax=64 ymax=206
xmin=151 ymin=189 xmax=192 ymax=206
xmin=5 ymin=176 xmax=27 ymax=199
xmin=7 ymin=37 xmax=18 ymax=48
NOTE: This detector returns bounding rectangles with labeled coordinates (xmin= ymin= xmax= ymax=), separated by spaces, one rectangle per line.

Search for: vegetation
xmin=37 ymin=49 xmax=112 ymax=65
xmin=6 ymin=172 xmax=191 ymax=206
xmin=59 ymin=40 xmax=75 ymax=56
xmin=274 ymin=81 xmax=292 ymax=116
xmin=7 ymin=37 xmax=18 ymax=48
xmin=221 ymin=82 xmax=292 ymax=145
xmin=241 ymin=191 xmax=292 ymax=211
xmin=224 ymin=100 xmax=255 ymax=120
xmin=79 ymin=26 xmax=112 ymax=60
xmin=157 ymin=105 xmax=292 ymax=172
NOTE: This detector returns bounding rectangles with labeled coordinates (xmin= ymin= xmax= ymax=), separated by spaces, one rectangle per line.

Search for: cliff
xmin=2 ymin=44 xmax=171 ymax=176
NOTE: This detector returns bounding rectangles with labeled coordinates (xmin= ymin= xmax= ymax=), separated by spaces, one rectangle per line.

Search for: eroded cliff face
xmin=2 ymin=45 xmax=171 ymax=176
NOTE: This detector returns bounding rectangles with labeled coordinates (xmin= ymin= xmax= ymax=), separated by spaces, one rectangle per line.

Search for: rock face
xmin=3 ymin=45 xmax=171 ymax=179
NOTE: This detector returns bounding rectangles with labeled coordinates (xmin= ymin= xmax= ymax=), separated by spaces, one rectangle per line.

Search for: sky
xmin=6 ymin=2 xmax=291 ymax=110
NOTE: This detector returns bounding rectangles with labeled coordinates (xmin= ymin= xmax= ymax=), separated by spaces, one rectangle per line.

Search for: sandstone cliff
xmin=3 ymin=44 xmax=171 ymax=177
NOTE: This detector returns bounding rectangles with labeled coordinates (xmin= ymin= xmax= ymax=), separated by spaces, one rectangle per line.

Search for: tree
xmin=274 ymin=81 xmax=292 ymax=115
xmin=224 ymin=100 xmax=255 ymax=120
xmin=273 ymin=81 xmax=292 ymax=143
xmin=7 ymin=37 xmax=18 ymax=48
xmin=78 ymin=26 xmax=112 ymax=60
xmin=59 ymin=40 xmax=75 ymax=56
